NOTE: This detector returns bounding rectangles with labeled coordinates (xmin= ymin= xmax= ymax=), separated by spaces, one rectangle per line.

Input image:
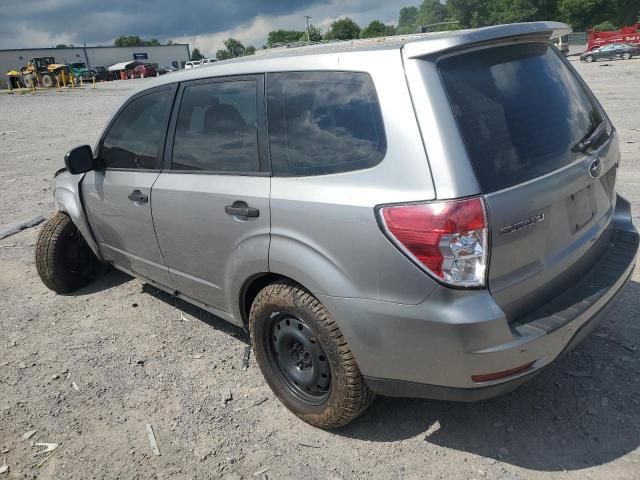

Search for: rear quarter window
xmin=438 ymin=42 xmax=604 ymax=193
xmin=267 ymin=71 xmax=386 ymax=176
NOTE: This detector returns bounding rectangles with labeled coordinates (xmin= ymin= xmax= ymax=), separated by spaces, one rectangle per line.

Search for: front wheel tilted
xmin=35 ymin=212 xmax=104 ymax=293
xmin=249 ymin=280 xmax=374 ymax=429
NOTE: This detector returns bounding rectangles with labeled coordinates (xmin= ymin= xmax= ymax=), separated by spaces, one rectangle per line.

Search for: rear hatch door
xmin=438 ymin=42 xmax=619 ymax=320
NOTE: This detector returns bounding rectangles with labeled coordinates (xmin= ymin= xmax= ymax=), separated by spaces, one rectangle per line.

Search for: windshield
xmin=439 ymin=42 xmax=605 ymax=193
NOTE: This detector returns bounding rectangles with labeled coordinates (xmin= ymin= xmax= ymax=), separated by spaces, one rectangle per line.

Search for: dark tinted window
xmin=267 ymin=71 xmax=386 ymax=176
xmin=439 ymin=43 xmax=604 ymax=193
xmin=102 ymin=90 xmax=170 ymax=169
xmin=172 ymin=80 xmax=259 ymax=172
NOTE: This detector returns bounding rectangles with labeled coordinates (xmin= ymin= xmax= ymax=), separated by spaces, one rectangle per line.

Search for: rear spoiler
xmin=403 ymin=21 xmax=572 ymax=59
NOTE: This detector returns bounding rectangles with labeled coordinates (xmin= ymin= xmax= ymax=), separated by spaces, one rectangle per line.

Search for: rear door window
xmin=439 ymin=43 xmax=605 ymax=193
xmin=266 ymin=71 xmax=386 ymax=176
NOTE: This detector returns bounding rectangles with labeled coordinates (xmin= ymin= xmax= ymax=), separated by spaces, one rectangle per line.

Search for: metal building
xmin=1 ymin=44 xmax=190 ymax=85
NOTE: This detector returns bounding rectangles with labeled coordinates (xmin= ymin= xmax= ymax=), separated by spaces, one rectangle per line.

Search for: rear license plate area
xmin=568 ymin=185 xmax=597 ymax=233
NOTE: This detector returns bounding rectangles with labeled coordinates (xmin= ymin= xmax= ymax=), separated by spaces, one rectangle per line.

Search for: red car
xmin=129 ymin=64 xmax=157 ymax=79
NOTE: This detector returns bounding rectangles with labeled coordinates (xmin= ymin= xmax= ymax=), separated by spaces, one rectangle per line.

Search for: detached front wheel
xmin=35 ymin=212 xmax=104 ymax=293
xmin=250 ymin=280 xmax=374 ymax=429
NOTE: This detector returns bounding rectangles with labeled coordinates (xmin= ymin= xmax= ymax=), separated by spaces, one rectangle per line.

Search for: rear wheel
xmin=249 ymin=280 xmax=374 ymax=429
xmin=35 ymin=212 xmax=104 ymax=293
xmin=622 ymin=52 xmax=632 ymax=60
xmin=585 ymin=55 xmax=595 ymax=63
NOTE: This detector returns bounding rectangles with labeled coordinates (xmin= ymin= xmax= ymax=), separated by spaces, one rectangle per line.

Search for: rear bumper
xmin=320 ymin=195 xmax=638 ymax=400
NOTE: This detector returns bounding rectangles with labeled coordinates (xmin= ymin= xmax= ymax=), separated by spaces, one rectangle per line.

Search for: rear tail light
xmin=378 ymin=197 xmax=488 ymax=287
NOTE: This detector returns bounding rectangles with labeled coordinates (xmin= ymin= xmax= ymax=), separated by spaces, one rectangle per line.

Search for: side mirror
xmin=64 ymin=145 xmax=94 ymax=174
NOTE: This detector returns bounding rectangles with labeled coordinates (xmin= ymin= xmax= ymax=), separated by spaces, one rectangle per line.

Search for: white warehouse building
xmin=1 ymin=44 xmax=190 ymax=80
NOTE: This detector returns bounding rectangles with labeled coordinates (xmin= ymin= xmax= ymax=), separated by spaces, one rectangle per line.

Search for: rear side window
xmin=267 ymin=71 xmax=386 ymax=176
xmin=102 ymin=89 xmax=171 ymax=169
xmin=439 ymin=43 xmax=604 ymax=193
xmin=171 ymin=79 xmax=260 ymax=172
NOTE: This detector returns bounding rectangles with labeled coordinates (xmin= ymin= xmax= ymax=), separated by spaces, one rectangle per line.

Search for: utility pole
xmin=304 ymin=15 xmax=312 ymax=43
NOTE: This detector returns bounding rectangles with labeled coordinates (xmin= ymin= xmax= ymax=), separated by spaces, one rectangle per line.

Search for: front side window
xmin=171 ymin=79 xmax=260 ymax=172
xmin=267 ymin=71 xmax=386 ymax=176
xmin=101 ymin=89 xmax=171 ymax=169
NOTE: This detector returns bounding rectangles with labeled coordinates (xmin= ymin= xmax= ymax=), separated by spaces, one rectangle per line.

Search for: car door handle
xmin=225 ymin=201 xmax=259 ymax=218
xmin=128 ymin=190 xmax=148 ymax=203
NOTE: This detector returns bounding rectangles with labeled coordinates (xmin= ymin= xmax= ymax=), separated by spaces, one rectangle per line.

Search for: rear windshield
xmin=439 ymin=42 xmax=604 ymax=193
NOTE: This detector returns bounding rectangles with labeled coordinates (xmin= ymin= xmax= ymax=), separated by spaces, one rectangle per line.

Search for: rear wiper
xmin=571 ymin=121 xmax=607 ymax=153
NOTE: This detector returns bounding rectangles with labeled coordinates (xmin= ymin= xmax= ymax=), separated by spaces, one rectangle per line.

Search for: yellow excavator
xmin=12 ymin=57 xmax=70 ymax=88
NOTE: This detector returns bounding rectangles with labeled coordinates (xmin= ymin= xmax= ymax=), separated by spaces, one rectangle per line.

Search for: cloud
xmin=0 ymin=0 xmax=408 ymax=50
xmin=181 ymin=0 xmax=406 ymax=55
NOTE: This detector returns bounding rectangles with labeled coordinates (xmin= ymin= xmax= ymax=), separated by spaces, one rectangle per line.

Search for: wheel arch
xmin=54 ymin=172 xmax=102 ymax=260
xmin=239 ymin=272 xmax=289 ymax=328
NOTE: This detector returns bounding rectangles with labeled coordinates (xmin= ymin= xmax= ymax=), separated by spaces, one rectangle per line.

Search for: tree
xmin=113 ymin=35 xmax=163 ymax=47
xmin=446 ymin=0 xmax=491 ymax=28
xmin=324 ymin=17 xmax=361 ymax=40
xmin=398 ymin=6 xmax=419 ymax=28
xmin=191 ymin=48 xmax=204 ymax=60
xmin=593 ymin=20 xmax=617 ymax=30
xmin=360 ymin=20 xmax=394 ymax=38
xmin=216 ymin=38 xmax=253 ymax=60
xmin=55 ymin=44 xmax=69 ymax=48
xmin=416 ymin=0 xmax=449 ymax=27
xmin=114 ymin=35 xmax=142 ymax=47
xmin=486 ymin=0 xmax=540 ymax=25
xmin=267 ymin=29 xmax=304 ymax=47
xmin=557 ymin=0 xmax=612 ymax=30
xmin=298 ymin=25 xmax=323 ymax=42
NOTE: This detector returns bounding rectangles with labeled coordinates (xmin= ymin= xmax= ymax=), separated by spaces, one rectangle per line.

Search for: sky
xmin=0 ymin=0 xmax=415 ymax=54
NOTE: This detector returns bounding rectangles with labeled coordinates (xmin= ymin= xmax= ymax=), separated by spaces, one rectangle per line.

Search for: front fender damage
xmin=53 ymin=171 xmax=102 ymax=260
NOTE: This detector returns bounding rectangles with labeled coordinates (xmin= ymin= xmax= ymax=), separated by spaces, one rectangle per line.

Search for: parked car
xmin=127 ymin=63 xmax=157 ymax=79
xmin=580 ymin=43 xmax=640 ymax=62
xmin=185 ymin=60 xmax=201 ymax=69
xmin=91 ymin=66 xmax=110 ymax=81
xmin=199 ymin=58 xmax=217 ymax=66
xmin=552 ymin=34 xmax=570 ymax=55
xmin=37 ymin=22 xmax=638 ymax=430
xmin=67 ymin=62 xmax=93 ymax=82
xmin=157 ymin=65 xmax=178 ymax=75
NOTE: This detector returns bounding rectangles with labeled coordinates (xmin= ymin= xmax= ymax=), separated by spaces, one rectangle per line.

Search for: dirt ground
xmin=1 ymin=56 xmax=640 ymax=480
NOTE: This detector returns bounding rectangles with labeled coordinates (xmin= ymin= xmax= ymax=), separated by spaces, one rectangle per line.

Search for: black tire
xmin=622 ymin=52 xmax=632 ymax=60
xmin=249 ymin=280 xmax=374 ymax=429
xmin=35 ymin=212 xmax=103 ymax=293
xmin=41 ymin=74 xmax=55 ymax=88
xmin=585 ymin=55 xmax=595 ymax=63
xmin=22 ymin=74 xmax=34 ymax=88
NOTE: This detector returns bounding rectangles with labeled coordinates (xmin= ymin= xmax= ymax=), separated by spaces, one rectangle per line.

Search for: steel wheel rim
xmin=265 ymin=311 xmax=331 ymax=405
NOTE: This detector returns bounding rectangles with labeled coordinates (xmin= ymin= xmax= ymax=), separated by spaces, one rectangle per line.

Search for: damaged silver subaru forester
xmin=36 ymin=22 xmax=638 ymax=429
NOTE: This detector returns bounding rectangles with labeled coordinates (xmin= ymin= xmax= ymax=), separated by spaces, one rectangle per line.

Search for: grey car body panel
xmin=268 ymin=49 xmax=437 ymax=304
xmin=55 ymin=22 xmax=639 ymax=400
xmin=54 ymin=171 xmax=102 ymax=260
xmin=82 ymin=169 xmax=172 ymax=286
xmin=152 ymin=173 xmax=271 ymax=314
xmin=486 ymin=135 xmax=620 ymax=320
xmin=321 ymin=195 xmax=636 ymax=391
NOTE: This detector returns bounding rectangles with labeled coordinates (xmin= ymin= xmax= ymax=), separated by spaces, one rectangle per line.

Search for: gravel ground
xmin=1 ymin=58 xmax=640 ymax=480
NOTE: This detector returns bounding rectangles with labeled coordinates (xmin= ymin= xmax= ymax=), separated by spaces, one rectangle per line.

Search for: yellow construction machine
xmin=14 ymin=57 xmax=70 ymax=88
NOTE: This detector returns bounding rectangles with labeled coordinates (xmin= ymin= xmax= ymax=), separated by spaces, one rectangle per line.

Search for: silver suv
xmin=36 ymin=22 xmax=639 ymax=429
